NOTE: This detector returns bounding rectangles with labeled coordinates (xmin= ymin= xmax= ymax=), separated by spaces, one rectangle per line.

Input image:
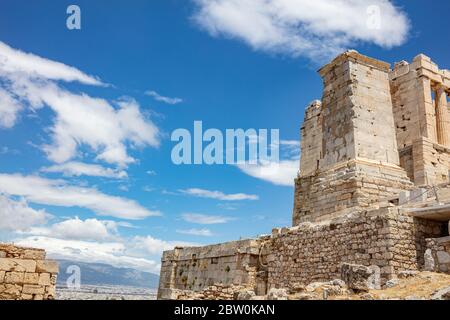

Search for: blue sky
xmin=0 ymin=0 xmax=449 ymax=273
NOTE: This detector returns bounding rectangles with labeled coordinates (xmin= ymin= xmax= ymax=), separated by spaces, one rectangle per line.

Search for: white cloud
xmin=145 ymin=90 xmax=183 ymax=105
xmin=26 ymin=217 xmax=120 ymax=242
xmin=0 ymin=41 xmax=160 ymax=167
xmin=181 ymin=213 xmax=235 ymax=224
xmin=15 ymin=236 xmax=161 ymax=273
xmin=192 ymin=0 xmax=410 ymax=61
xmin=38 ymin=89 xmax=160 ymax=166
xmin=41 ymin=161 xmax=128 ymax=179
xmin=0 ymin=194 xmax=50 ymax=232
xmin=7 ymin=219 xmax=196 ymax=273
xmin=176 ymin=228 xmax=214 ymax=237
xmin=238 ymin=159 xmax=298 ymax=186
xmin=0 ymin=173 xmax=160 ymax=220
xmin=179 ymin=188 xmax=258 ymax=201
xmin=0 ymin=41 xmax=103 ymax=85
xmin=0 ymin=88 xmax=22 ymax=128
xmin=132 ymin=236 xmax=198 ymax=255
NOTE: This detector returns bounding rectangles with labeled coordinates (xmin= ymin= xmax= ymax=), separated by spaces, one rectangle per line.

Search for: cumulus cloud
xmin=176 ymin=228 xmax=214 ymax=237
xmin=192 ymin=0 xmax=410 ymax=61
xmin=238 ymin=138 xmax=300 ymax=186
xmin=8 ymin=219 xmax=196 ymax=273
xmin=0 ymin=173 xmax=160 ymax=220
xmin=181 ymin=213 xmax=235 ymax=224
xmin=238 ymin=159 xmax=298 ymax=186
xmin=26 ymin=217 xmax=120 ymax=242
xmin=131 ymin=236 xmax=198 ymax=255
xmin=179 ymin=188 xmax=258 ymax=201
xmin=41 ymin=161 xmax=128 ymax=179
xmin=0 ymin=41 xmax=160 ymax=167
xmin=0 ymin=194 xmax=50 ymax=232
xmin=15 ymin=236 xmax=161 ymax=273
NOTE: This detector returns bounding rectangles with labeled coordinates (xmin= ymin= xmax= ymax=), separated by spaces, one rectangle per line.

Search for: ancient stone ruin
xmin=158 ymin=51 xmax=450 ymax=300
xmin=0 ymin=244 xmax=58 ymax=300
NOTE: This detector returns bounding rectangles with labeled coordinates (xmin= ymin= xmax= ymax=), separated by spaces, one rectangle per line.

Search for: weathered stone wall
xmin=299 ymin=100 xmax=322 ymax=177
xmin=164 ymin=284 xmax=247 ymax=301
xmin=425 ymin=236 xmax=450 ymax=273
xmin=293 ymin=159 xmax=413 ymax=224
xmin=318 ymin=51 xmax=401 ymax=168
xmin=0 ymin=244 xmax=58 ymax=300
xmin=294 ymin=51 xmax=413 ymax=224
xmin=411 ymin=138 xmax=450 ymax=186
xmin=157 ymin=239 xmax=266 ymax=300
xmin=270 ymin=208 xmax=444 ymax=289
xmin=390 ymin=54 xmax=450 ymax=186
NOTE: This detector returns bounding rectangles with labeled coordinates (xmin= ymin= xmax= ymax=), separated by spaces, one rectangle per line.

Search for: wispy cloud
xmin=145 ymin=90 xmax=183 ymax=105
xmin=176 ymin=228 xmax=214 ymax=237
xmin=181 ymin=213 xmax=235 ymax=224
xmin=0 ymin=194 xmax=51 ymax=232
xmin=0 ymin=41 xmax=103 ymax=85
xmin=41 ymin=161 xmax=128 ymax=179
xmin=0 ymin=173 xmax=160 ymax=220
xmin=179 ymin=188 xmax=258 ymax=201
xmin=192 ymin=0 xmax=410 ymax=61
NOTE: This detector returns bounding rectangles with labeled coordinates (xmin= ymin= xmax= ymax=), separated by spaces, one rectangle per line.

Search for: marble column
xmin=435 ymin=85 xmax=450 ymax=147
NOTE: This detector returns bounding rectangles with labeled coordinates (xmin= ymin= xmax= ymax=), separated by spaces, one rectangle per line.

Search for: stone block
xmin=0 ymin=258 xmax=36 ymax=272
xmin=22 ymin=249 xmax=46 ymax=260
xmin=36 ymin=260 xmax=59 ymax=274
xmin=23 ymin=272 xmax=40 ymax=284
xmin=4 ymin=271 xmax=25 ymax=284
xmin=38 ymin=273 xmax=51 ymax=286
xmin=22 ymin=284 xmax=45 ymax=295
xmin=340 ymin=263 xmax=372 ymax=292
xmin=436 ymin=251 xmax=450 ymax=264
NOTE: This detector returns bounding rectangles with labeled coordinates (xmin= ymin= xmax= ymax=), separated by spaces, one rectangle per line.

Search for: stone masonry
xmin=158 ymin=51 xmax=450 ymax=300
xmin=0 ymin=244 xmax=58 ymax=300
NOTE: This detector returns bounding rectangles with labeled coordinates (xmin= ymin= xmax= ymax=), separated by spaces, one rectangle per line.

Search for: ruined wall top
xmin=391 ymin=54 xmax=450 ymax=90
xmin=319 ymin=50 xmax=391 ymax=77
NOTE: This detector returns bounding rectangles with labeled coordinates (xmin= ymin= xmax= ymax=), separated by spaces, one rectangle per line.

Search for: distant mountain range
xmin=56 ymin=260 xmax=159 ymax=289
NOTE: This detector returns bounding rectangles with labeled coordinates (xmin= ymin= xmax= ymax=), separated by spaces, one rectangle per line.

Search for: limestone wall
xmin=157 ymin=239 xmax=266 ymax=300
xmin=270 ymin=208 xmax=444 ymax=289
xmin=293 ymin=159 xmax=413 ymax=225
xmin=0 ymin=244 xmax=58 ymax=300
xmin=300 ymin=100 xmax=323 ymax=177
xmin=158 ymin=208 xmax=446 ymax=299
xmin=294 ymin=51 xmax=413 ymax=223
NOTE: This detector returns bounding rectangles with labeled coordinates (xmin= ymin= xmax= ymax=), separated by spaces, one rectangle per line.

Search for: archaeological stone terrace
xmin=157 ymin=51 xmax=450 ymax=300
